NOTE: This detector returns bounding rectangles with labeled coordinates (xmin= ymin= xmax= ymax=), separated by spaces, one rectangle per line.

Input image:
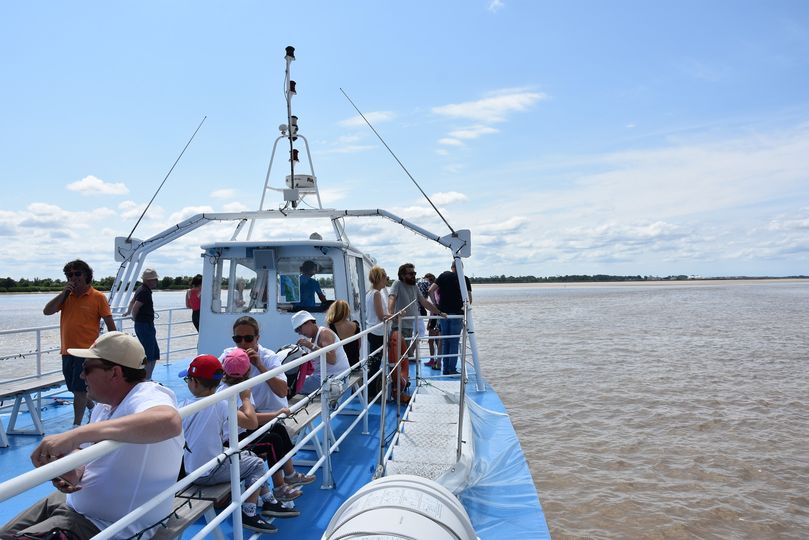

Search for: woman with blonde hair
xmin=326 ymin=300 xmax=361 ymax=367
xmin=365 ymin=266 xmax=389 ymax=398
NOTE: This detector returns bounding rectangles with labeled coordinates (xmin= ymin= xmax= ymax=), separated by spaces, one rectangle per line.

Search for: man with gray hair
xmin=0 ymin=332 xmax=184 ymax=540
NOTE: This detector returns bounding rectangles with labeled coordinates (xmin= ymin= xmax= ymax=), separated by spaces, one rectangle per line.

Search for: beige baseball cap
xmin=67 ymin=331 xmax=146 ymax=369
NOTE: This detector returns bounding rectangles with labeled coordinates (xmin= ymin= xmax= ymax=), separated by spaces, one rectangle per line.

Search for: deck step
xmin=384 ymin=460 xmax=456 ymax=480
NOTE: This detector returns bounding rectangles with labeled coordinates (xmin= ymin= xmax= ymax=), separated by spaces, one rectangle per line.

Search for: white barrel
xmin=322 ymin=474 xmax=478 ymax=540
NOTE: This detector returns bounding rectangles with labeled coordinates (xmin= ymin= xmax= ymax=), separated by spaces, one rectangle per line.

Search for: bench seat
xmin=0 ymin=372 xmax=65 ymax=447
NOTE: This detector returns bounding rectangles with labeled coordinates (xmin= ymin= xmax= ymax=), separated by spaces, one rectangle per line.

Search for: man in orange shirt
xmin=43 ymin=260 xmax=116 ymax=427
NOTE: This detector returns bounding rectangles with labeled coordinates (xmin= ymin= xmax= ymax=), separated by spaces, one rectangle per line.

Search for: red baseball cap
xmin=179 ymin=354 xmax=224 ymax=381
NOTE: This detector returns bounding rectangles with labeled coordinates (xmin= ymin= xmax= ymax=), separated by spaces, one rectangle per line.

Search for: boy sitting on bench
xmin=179 ymin=354 xmax=298 ymax=534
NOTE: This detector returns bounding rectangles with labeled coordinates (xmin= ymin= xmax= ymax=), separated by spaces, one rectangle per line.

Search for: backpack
xmin=276 ymin=344 xmax=306 ymax=398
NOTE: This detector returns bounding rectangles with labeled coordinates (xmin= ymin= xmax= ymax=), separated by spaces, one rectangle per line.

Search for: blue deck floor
xmin=1 ymin=359 xmax=550 ymax=539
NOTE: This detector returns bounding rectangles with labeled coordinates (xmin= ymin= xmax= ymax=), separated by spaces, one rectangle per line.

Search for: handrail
xmin=0 ymin=299 xmax=477 ymax=538
xmin=0 ymin=319 xmax=388 ymax=540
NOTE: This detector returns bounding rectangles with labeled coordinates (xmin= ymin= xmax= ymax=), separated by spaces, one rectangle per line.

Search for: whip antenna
xmin=340 ymin=88 xmax=455 ymax=235
xmin=126 ymin=115 xmax=207 ymax=242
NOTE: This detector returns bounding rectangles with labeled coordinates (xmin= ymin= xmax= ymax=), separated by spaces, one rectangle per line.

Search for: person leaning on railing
xmin=0 ymin=332 xmax=183 ymax=540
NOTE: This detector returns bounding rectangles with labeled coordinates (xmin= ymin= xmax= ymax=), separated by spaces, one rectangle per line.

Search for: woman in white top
xmin=293 ymin=311 xmax=351 ymax=394
xmin=364 ymin=266 xmax=389 ymax=399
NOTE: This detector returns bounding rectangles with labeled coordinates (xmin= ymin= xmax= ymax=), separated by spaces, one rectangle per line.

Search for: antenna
xmin=126 ymin=116 xmax=207 ymax=242
xmin=340 ymin=88 xmax=456 ymax=235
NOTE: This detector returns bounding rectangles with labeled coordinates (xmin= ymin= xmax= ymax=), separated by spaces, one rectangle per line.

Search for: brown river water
xmin=473 ymin=281 xmax=809 ymax=539
xmin=3 ymin=281 xmax=808 ymax=538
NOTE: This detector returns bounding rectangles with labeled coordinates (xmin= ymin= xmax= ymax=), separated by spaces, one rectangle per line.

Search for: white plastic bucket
xmin=322 ymin=474 xmax=477 ymax=540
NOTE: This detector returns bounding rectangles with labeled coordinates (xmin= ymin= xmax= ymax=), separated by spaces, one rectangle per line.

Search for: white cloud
xmin=438 ymin=138 xmax=464 ymax=147
xmin=168 ymin=206 xmax=215 ymax=223
xmin=67 ymin=175 xmax=129 ymax=196
xmin=211 ymin=189 xmax=236 ymax=199
xmin=488 ymin=0 xmax=504 ymax=13
xmin=431 ymin=192 xmax=468 ymax=205
xmin=432 ymin=90 xmax=546 ymax=123
xmin=223 ymin=201 xmax=249 ymax=213
xmin=339 ymin=111 xmax=395 ymax=128
xmin=448 ymin=125 xmax=499 ymax=140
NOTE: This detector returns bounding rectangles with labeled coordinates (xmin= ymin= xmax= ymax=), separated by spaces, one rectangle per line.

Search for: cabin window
xmin=212 ymin=259 xmax=268 ymax=313
xmin=276 ymin=256 xmax=334 ymax=313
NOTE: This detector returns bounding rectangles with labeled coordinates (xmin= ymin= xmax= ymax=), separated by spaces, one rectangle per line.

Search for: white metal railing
xmin=0 ymin=301 xmax=476 ymax=539
xmin=0 ymin=319 xmax=389 ymax=540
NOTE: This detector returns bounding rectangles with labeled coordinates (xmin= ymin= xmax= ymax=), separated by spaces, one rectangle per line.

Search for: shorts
xmin=134 ymin=322 xmax=160 ymax=361
xmin=417 ymin=318 xmax=428 ymax=339
xmin=61 ymin=355 xmax=87 ymax=393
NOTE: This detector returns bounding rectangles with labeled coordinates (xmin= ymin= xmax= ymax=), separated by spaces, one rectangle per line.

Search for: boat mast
xmin=248 ymin=46 xmax=323 ymax=240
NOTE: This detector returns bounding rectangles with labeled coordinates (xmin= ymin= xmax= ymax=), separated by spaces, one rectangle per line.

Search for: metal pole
xmin=227 ymin=393 xmax=244 ymax=540
xmin=375 ymin=319 xmax=390 ymax=478
xmin=457 ymin=311 xmax=469 ymax=461
xmin=319 ymin=351 xmax=334 ymax=488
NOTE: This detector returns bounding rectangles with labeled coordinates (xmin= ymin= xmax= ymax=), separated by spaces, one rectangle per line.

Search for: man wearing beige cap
xmin=0 ymin=332 xmax=184 ymax=540
xmin=125 ymin=268 xmax=160 ymax=378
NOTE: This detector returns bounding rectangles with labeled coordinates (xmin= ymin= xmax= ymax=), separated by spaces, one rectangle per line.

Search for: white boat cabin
xmin=196 ymin=239 xmax=375 ymax=354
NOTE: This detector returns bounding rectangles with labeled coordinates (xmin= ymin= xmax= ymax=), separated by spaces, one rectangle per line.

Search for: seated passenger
xmin=297 ymin=260 xmax=326 ymax=309
xmin=1 ymin=332 xmax=183 ymax=540
xmin=218 ymin=317 xmax=315 ymax=502
xmin=326 ymin=300 xmax=361 ymax=367
xmin=180 ymin=354 xmax=293 ymax=533
xmin=293 ymin=311 xmax=351 ymax=395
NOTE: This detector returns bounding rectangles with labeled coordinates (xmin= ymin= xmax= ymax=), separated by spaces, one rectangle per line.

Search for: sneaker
xmin=431 ymin=363 xmax=441 ymax=371
xmin=241 ymin=511 xmax=278 ymax=533
xmin=262 ymin=499 xmax=301 ymax=518
xmin=273 ymin=484 xmax=302 ymax=502
xmin=443 ymin=370 xmax=460 ymax=375
xmin=424 ymin=360 xmax=434 ymax=367
xmin=284 ymin=471 xmax=316 ymax=486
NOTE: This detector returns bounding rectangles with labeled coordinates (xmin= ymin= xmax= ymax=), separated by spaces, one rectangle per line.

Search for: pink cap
xmin=223 ymin=348 xmax=251 ymax=377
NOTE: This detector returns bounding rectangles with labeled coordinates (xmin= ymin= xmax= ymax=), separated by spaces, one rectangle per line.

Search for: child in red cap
xmin=180 ymin=354 xmax=298 ymax=532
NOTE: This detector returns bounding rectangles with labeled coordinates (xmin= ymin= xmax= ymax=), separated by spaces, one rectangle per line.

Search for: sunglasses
xmin=232 ymin=335 xmax=256 ymax=344
xmin=82 ymin=361 xmax=113 ymax=376
xmin=65 ymin=271 xmax=84 ymax=278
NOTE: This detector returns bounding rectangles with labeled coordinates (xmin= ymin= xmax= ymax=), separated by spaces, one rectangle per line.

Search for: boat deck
xmin=0 ymin=356 xmax=550 ymax=539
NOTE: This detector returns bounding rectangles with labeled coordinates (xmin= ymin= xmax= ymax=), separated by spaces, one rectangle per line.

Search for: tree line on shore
xmin=2 ymin=273 xmax=805 ymax=293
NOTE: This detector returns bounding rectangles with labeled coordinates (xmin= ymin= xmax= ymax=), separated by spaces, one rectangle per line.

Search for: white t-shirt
xmin=365 ymin=287 xmax=389 ymax=336
xmin=219 ymin=344 xmax=288 ymax=413
xmin=180 ymin=396 xmax=229 ymax=475
xmin=67 ymin=382 xmax=184 ymax=540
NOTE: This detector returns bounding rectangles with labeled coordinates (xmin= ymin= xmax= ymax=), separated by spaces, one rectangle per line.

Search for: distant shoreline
xmin=3 ymin=277 xmax=808 ymax=295
xmin=474 ymin=278 xmax=809 ymax=288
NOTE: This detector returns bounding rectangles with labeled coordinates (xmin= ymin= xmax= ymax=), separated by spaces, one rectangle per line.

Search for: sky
xmin=1 ymin=0 xmax=808 ymax=280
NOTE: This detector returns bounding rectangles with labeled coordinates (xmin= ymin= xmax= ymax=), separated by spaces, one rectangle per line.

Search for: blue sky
xmin=1 ymin=1 xmax=808 ymax=280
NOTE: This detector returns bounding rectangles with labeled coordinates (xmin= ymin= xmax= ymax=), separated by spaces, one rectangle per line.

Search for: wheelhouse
xmin=197 ymin=239 xmax=374 ymax=354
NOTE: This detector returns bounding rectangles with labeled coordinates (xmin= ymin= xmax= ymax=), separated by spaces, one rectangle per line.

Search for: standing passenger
xmin=185 ymin=274 xmax=202 ymax=331
xmin=365 ymin=266 xmax=389 ymax=398
xmin=416 ymin=273 xmax=438 ymax=368
xmin=387 ymin=263 xmax=444 ymax=403
xmin=125 ymin=268 xmax=160 ymax=379
xmin=429 ymin=261 xmax=472 ymax=375
xmin=298 ymin=260 xmax=326 ymax=309
xmin=43 ymin=259 xmax=116 ymax=428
